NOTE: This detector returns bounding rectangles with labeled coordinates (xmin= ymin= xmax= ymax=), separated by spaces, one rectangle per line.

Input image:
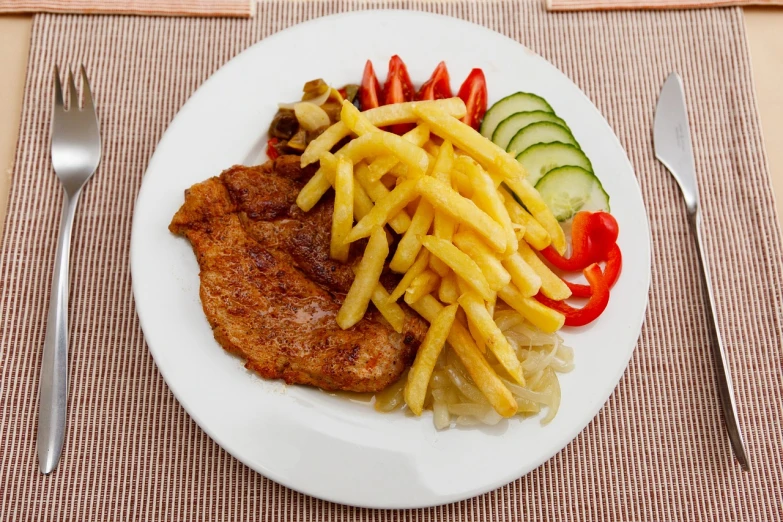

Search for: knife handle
xmin=688 ymin=210 xmax=749 ymax=470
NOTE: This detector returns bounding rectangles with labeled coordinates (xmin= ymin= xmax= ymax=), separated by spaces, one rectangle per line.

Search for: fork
xmin=37 ymin=65 xmax=101 ymax=474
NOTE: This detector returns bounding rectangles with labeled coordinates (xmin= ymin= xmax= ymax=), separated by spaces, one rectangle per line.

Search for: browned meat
xmin=169 ymin=155 xmax=425 ymax=392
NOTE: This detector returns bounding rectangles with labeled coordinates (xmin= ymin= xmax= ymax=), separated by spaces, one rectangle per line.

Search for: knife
xmin=653 ymin=72 xmax=749 ymax=471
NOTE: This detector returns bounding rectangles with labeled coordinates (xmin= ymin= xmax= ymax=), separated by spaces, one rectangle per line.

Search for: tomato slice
xmin=359 ymin=60 xmax=381 ymax=110
xmin=383 ymin=55 xmax=414 ymax=104
xmin=382 ymin=55 xmax=415 ymax=133
xmin=416 ymin=61 xmax=452 ymax=101
xmin=457 ymin=68 xmax=487 ymax=130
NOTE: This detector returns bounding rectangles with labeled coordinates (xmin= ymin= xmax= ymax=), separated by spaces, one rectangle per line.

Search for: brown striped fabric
xmin=547 ymin=0 xmax=782 ymax=11
xmin=1 ymin=2 xmax=782 ymax=520
xmin=0 ymin=0 xmax=254 ymax=17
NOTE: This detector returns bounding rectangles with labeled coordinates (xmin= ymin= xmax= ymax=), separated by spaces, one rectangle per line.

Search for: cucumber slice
xmin=480 ymin=92 xmax=554 ymax=139
xmin=535 ymin=166 xmax=609 ymax=221
xmin=506 ymin=122 xmax=578 ymax=156
xmin=491 ymin=111 xmax=569 ymax=150
xmin=516 ymin=142 xmax=593 ymax=186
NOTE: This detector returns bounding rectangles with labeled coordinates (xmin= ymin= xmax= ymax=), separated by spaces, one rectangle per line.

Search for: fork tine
xmin=67 ymin=67 xmax=78 ymax=111
xmin=80 ymin=65 xmax=94 ymax=112
xmin=53 ymin=65 xmax=64 ymax=109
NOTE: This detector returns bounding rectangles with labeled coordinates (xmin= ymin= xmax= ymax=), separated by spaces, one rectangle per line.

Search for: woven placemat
xmin=1 ymin=1 xmax=782 ymax=520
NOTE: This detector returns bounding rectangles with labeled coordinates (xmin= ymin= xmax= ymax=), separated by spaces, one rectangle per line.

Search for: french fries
xmin=355 ymin=163 xmax=411 ymax=233
xmin=370 ymin=283 xmax=406 ymax=334
xmin=345 ymin=180 xmax=418 ymax=242
xmin=330 ymin=157 xmax=353 ymax=262
xmin=410 ymin=295 xmax=517 ymax=418
xmin=518 ymin=240 xmax=571 ymax=300
xmin=297 ymin=130 xmax=428 ymax=213
xmin=412 ymin=104 xmax=525 ymax=182
xmin=502 ymin=251 xmax=542 ymax=297
xmin=389 ymin=249 xmax=429 ymax=302
xmin=498 ymin=284 xmax=565 ymax=334
xmin=453 ymin=230 xmax=511 ymax=291
xmin=501 ymin=186 xmax=551 ymax=250
xmin=404 ymin=269 xmax=440 ymax=305
xmin=417 ymin=176 xmax=506 ymax=252
xmin=450 ymin=167 xmax=473 ymax=197
xmin=367 ymin=125 xmax=431 ymax=182
xmin=438 ymin=271 xmax=460 ymax=304
xmin=421 ymin=236 xmax=494 ymax=302
xmin=336 ymin=226 xmax=388 ymax=329
xmin=341 ymin=101 xmax=430 ymax=177
xmin=458 ymin=292 xmax=525 ymax=385
xmin=389 ymin=200 xmax=434 ymax=273
xmin=320 ymin=152 xmax=374 ymax=222
xmin=456 ymin=156 xmax=518 ymax=255
xmin=504 ymin=175 xmax=566 ymax=254
xmin=296 ymin=168 xmax=333 ymax=212
xmin=456 ymin=277 xmax=488 ymax=353
xmin=429 ymin=140 xmax=456 ymax=277
xmin=352 ymin=262 xmax=407 ymax=334
xmin=352 ymin=177 xmax=375 ymax=220
xmin=294 ymin=97 xmax=578 ymax=420
xmin=404 ymin=303 xmax=458 ymax=416
xmin=346 ymin=131 xmax=430 ymax=177
xmin=301 ymin=98 xmax=466 ymax=166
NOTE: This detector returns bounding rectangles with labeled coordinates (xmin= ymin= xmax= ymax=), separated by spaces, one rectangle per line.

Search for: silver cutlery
xmin=653 ymin=72 xmax=749 ymax=470
xmin=37 ymin=65 xmax=101 ymax=474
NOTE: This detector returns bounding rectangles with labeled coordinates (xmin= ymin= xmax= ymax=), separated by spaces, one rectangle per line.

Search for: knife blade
xmin=654 ymin=72 xmax=749 ymax=471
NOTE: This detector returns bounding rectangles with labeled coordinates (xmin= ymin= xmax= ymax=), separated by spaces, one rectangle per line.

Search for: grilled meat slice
xmin=169 ymin=156 xmax=425 ymax=392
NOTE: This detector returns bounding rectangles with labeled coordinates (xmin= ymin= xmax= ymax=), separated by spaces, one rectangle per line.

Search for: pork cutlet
xmin=169 ymin=155 xmax=425 ymax=392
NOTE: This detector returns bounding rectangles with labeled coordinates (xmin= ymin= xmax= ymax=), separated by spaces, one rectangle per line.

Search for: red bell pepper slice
xmin=457 ymin=68 xmax=487 ymax=130
xmin=359 ymin=60 xmax=382 ymax=111
xmin=266 ymin=138 xmax=280 ymax=160
xmin=536 ymin=264 xmax=610 ymax=327
xmin=589 ymin=211 xmax=619 ymax=257
xmin=563 ymin=244 xmax=622 ymax=298
xmin=416 ymin=61 xmax=452 ymax=101
xmin=540 ymin=211 xmax=595 ymax=271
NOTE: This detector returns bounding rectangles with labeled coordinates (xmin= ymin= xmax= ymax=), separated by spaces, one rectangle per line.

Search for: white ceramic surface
xmin=131 ymin=10 xmax=651 ymax=509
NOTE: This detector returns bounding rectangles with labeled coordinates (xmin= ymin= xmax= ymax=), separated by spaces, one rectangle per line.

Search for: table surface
xmin=0 ymin=9 xmax=782 ymax=239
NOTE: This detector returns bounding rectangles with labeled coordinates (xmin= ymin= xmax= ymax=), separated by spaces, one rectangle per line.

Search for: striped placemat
xmin=1 ymin=1 xmax=782 ymax=520
xmin=546 ymin=0 xmax=783 ymax=10
xmin=0 ymin=0 xmax=255 ymax=17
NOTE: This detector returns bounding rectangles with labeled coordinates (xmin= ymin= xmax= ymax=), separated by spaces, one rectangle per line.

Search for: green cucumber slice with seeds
xmin=491 ymin=111 xmax=569 ymax=151
xmin=479 ymin=92 xmax=554 ymax=139
xmin=516 ymin=142 xmax=593 ymax=187
xmin=506 ymin=121 xmax=578 ymax=156
xmin=534 ymin=166 xmax=609 ymax=222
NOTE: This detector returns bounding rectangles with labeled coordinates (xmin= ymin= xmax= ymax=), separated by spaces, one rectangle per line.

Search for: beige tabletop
xmin=1 ymin=9 xmax=782 ymax=239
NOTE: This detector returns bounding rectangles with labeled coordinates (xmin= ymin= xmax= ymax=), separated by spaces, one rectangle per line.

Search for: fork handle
xmin=688 ymin=210 xmax=749 ymax=470
xmin=37 ymin=190 xmax=80 ymax=474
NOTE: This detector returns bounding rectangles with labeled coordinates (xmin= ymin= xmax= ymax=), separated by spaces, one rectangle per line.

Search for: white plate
xmin=131 ymin=10 xmax=651 ymax=509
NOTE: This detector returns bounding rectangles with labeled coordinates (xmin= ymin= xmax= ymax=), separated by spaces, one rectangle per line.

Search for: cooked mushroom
xmin=268 ymin=109 xmax=299 ymax=140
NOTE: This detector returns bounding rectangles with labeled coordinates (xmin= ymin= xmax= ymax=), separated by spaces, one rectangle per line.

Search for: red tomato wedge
xmin=382 ymin=55 xmax=415 ymax=133
xmin=383 ymin=55 xmax=415 ymax=104
xmin=457 ymin=68 xmax=488 ymax=130
xmin=359 ymin=60 xmax=381 ymax=110
xmin=416 ymin=61 xmax=452 ymax=101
